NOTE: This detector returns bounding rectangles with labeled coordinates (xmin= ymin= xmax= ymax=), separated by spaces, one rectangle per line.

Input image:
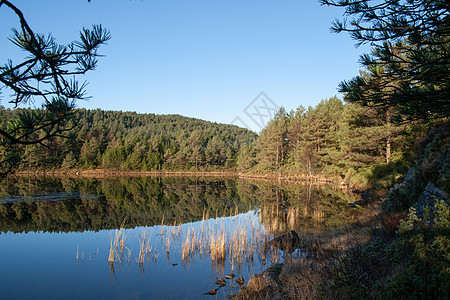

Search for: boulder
xmin=268 ymin=230 xmax=300 ymax=253
xmin=388 ymin=168 xmax=417 ymax=196
xmin=413 ymin=182 xmax=448 ymax=222
xmin=246 ymin=264 xmax=283 ymax=292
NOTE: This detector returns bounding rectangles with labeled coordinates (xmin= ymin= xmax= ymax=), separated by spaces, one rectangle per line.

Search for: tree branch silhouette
xmin=0 ymin=0 xmax=110 ymax=177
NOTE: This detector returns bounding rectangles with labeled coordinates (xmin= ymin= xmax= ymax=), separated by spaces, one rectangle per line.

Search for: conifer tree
xmin=0 ymin=0 xmax=110 ymax=176
xmin=322 ymin=0 xmax=450 ymax=120
xmin=255 ymin=108 xmax=289 ymax=172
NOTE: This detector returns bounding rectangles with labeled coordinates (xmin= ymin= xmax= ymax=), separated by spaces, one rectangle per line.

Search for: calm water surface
xmin=0 ymin=176 xmax=361 ymax=299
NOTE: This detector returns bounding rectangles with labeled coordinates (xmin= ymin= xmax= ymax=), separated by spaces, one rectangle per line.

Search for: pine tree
xmin=322 ymin=0 xmax=450 ymax=120
xmin=0 ymin=1 xmax=110 ymax=176
xmin=61 ymin=152 xmax=77 ymax=170
xmin=255 ymin=108 xmax=289 ymax=172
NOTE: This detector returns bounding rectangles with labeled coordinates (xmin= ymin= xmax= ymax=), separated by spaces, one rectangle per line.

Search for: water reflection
xmin=0 ymin=176 xmax=358 ymax=234
xmin=105 ymin=212 xmax=272 ymax=280
xmin=0 ymin=176 xmax=361 ymax=299
xmin=0 ymin=177 xmax=248 ymax=233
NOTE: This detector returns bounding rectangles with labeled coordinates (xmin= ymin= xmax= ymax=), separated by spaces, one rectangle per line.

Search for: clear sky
xmin=0 ymin=0 xmax=369 ymax=132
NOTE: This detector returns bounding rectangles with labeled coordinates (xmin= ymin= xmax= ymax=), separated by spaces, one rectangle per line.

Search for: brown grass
xmin=232 ymin=204 xmax=389 ymax=299
xmin=108 ymin=228 xmax=124 ymax=263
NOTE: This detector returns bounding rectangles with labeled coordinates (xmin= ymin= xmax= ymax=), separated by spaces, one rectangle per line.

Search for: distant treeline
xmin=0 ymin=108 xmax=257 ymax=171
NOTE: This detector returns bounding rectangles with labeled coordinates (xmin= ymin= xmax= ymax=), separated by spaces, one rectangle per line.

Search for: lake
xmin=0 ymin=176 xmax=361 ymax=299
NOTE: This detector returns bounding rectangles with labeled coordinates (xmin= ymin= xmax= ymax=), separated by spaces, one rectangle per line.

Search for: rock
xmin=203 ymin=288 xmax=219 ymax=295
xmin=388 ymin=168 xmax=417 ymax=196
xmin=268 ymin=230 xmax=300 ymax=253
xmin=235 ymin=277 xmax=245 ymax=285
xmin=232 ymin=265 xmax=284 ymax=299
xmin=413 ymin=182 xmax=448 ymax=222
xmin=404 ymin=167 xmax=417 ymax=182
xmin=215 ymin=278 xmax=226 ymax=287
xmin=246 ymin=264 xmax=283 ymax=292
xmin=385 ymin=167 xmax=421 ymax=211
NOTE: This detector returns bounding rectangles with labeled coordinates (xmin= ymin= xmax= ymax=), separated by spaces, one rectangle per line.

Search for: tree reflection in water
xmin=0 ymin=175 xmax=362 ymax=294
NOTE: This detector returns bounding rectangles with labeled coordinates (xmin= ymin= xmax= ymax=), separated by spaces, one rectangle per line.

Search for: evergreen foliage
xmin=0 ymin=176 xmax=358 ymax=233
xmin=241 ymin=97 xmax=421 ymax=187
xmin=0 ymin=1 xmax=110 ymax=176
xmin=321 ymin=0 xmax=450 ymax=120
xmin=0 ymin=107 xmax=257 ymax=172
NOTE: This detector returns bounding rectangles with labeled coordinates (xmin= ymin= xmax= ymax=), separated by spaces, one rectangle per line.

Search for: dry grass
xmin=108 ymin=228 xmax=124 ymax=263
xmin=232 ymin=204 xmax=388 ymax=299
xmin=106 ymin=203 xmax=374 ymax=293
xmin=181 ymin=228 xmax=201 ymax=261
xmin=168 ymin=208 xmax=286 ymax=273
xmin=137 ymin=230 xmax=151 ymax=264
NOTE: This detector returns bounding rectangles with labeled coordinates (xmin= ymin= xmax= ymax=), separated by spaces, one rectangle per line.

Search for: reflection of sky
xmin=0 ymin=177 xmax=359 ymax=298
xmin=0 ymin=211 xmax=272 ymax=299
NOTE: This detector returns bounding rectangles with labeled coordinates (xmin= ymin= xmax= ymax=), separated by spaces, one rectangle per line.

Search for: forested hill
xmin=0 ymin=108 xmax=257 ymax=171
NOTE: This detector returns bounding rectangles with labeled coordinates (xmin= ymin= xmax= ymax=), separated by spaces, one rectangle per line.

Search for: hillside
xmin=0 ymin=107 xmax=257 ymax=171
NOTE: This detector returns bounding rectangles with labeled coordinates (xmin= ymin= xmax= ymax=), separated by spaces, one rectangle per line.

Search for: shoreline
xmin=14 ymin=169 xmax=239 ymax=178
xmin=12 ymin=169 xmax=351 ymax=188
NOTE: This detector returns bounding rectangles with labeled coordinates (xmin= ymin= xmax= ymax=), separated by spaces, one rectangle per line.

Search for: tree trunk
xmin=386 ymin=110 xmax=392 ymax=164
xmin=307 ymin=156 xmax=312 ymax=177
xmin=276 ymin=144 xmax=279 ymax=170
xmin=386 ymin=136 xmax=391 ymax=164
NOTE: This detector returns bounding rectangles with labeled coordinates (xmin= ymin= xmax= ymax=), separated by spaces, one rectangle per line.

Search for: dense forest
xmin=239 ymin=96 xmax=431 ymax=187
xmin=0 ymin=108 xmax=257 ymax=172
xmin=1 ymin=96 xmax=430 ymax=190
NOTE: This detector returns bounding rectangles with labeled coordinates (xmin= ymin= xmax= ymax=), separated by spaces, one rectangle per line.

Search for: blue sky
xmin=0 ymin=0 xmax=369 ymax=132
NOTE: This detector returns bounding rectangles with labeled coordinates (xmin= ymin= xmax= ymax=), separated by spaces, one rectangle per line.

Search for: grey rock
xmin=388 ymin=168 xmax=417 ymax=196
xmin=413 ymin=182 xmax=448 ymax=221
xmin=404 ymin=167 xmax=417 ymax=182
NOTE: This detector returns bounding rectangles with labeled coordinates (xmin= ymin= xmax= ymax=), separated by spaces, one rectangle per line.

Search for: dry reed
xmin=106 ymin=206 xmax=301 ymax=278
xmin=108 ymin=228 xmax=124 ymax=263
